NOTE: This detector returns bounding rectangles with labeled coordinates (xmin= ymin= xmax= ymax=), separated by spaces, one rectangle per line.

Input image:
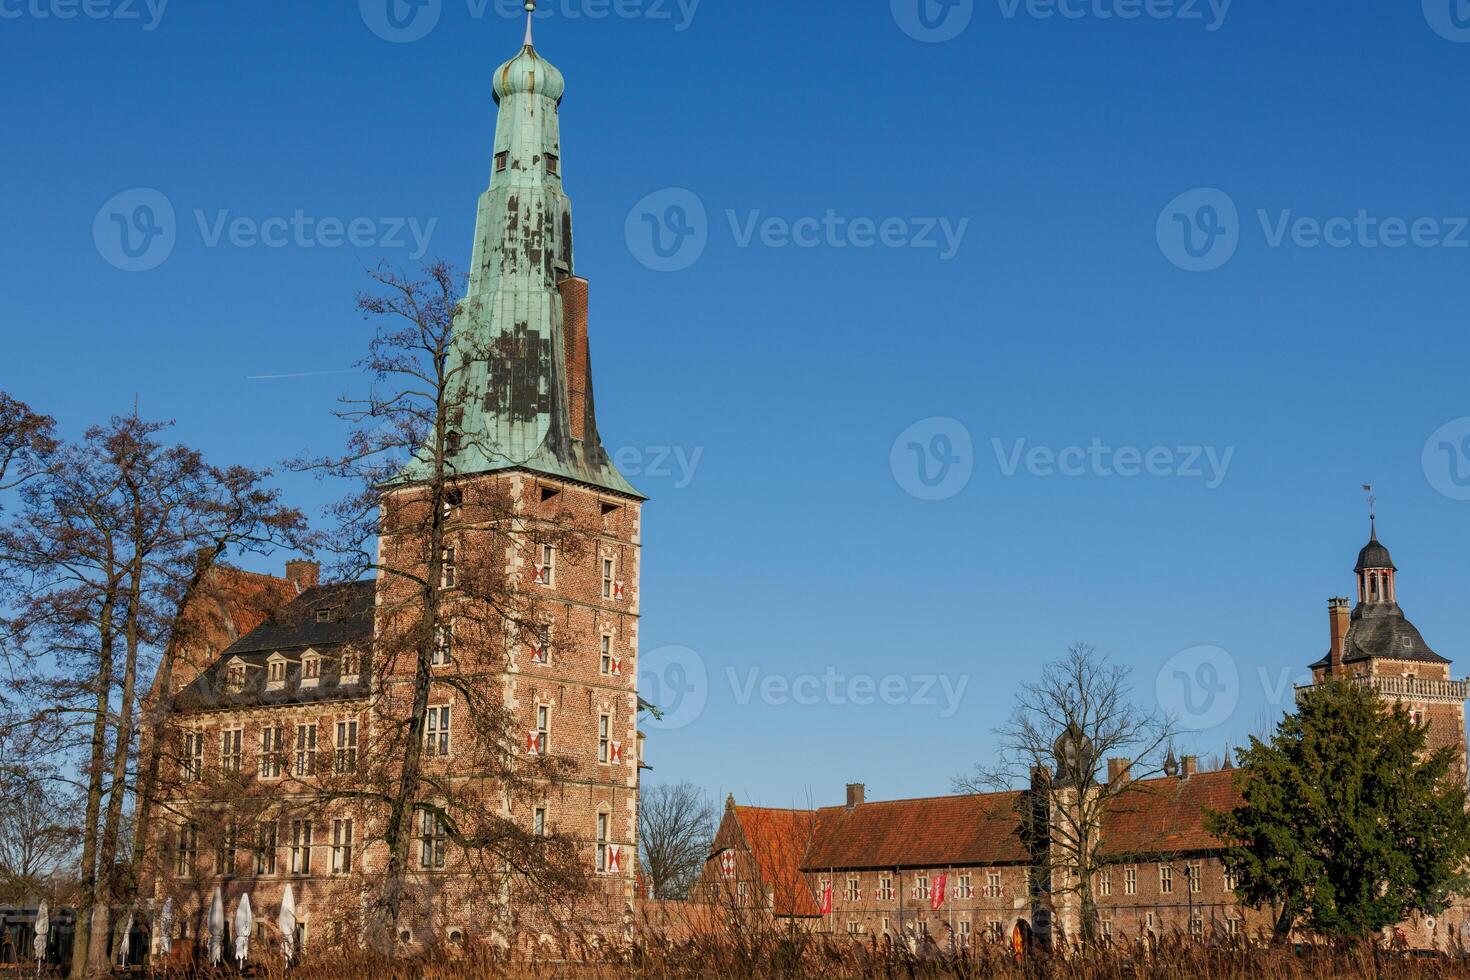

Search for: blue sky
xmin=4 ymin=0 xmax=1470 ymax=811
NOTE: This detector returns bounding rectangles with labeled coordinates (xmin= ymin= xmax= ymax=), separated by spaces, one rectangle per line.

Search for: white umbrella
xmin=207 ymin=886 xmax=225 ymax=966
xmin=277 ymin=884 xmax=297 ymax=964
xmin=234 ymin=894 xmax=253 ymax=968
xmin=32 ymin=901 xmax=49 ymax=970
xmin=158 ymin=898 xmax=174 ymax=957
xmin=117 ymin=909 xmax=135 ymax=967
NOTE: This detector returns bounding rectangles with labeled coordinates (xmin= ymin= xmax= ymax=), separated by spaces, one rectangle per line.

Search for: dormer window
xmin=226 ymin=663 xmax=246 ymax=694
xmin=267 ymin=656 xmax=288 ymax=691
xmin=545 ymin=154 xmax=559 ymax=176
xmin=340 ymin=651 xmax=362 ymax=683
xmin=495 ymin=151 xmax=509 ymax=172
xmin=316 ymin=609 xmax=333 ymax=624
xmin=302 ymin=654 xmax=321 ymax=688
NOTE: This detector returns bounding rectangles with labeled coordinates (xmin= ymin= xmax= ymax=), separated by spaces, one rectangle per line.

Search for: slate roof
xmin=1099 ymin=770 xmax=1240 ymax=858
xmin=802 ymin=792 xmax=1028 ymax=871
xmin=1356 ymin=533 xmax=1396 ymax=572
xmin=175 ymin=581 xmax=376 ymax=712
xmin=1342 ymin=605 xmax=1448 ymax=665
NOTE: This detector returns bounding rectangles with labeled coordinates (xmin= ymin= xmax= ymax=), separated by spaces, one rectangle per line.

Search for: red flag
xmin=931 ymin=872 xmax=947 ymax=911
xmin=819 ymin=880 xmax=833 ymax=915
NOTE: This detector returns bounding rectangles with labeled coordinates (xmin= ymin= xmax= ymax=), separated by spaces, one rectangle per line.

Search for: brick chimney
xmin=1181 ymin=755 xmax=1198 ymax=778
xmin=1327 ymin=597 xmax=1351 ymax=678
xmin=285 ymin=560 xmax=320 ymax=590
xmin=558 ymin=276 xmax=590 ymax=442
xmin=846 ymin=783 xmax=865 ymax=808
xmin=1107 ymin=758 xmax=1132 ymax=786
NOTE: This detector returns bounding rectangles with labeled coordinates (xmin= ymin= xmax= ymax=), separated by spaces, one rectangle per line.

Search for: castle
xmin=140 ymin=12 xmax=1470 ymax=962
xmin=146 ymin=13 xmax=643 ymax=956
xmin=692 ymin=528 xmax=1470 ymax=950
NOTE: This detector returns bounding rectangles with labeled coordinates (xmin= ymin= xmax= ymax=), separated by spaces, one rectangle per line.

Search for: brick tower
xmin=1308 ymin=522 xmax=1468 ymax=768
xmin=383 ymin=4 xmax=645 ymax=927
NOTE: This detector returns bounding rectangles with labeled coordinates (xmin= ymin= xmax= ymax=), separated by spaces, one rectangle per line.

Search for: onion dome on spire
xmin=1354 ymin=519 xmax=1396 ymax=572
xmin=494 ymin=1 xmax=565 ymax=105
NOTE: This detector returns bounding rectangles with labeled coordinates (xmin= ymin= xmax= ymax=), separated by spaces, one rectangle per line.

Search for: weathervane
xmin=1363 ymin=483 xmax=1377 ymax=535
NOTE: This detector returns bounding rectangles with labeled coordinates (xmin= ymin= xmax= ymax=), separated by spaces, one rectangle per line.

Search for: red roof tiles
xmin=1100 ymin=770 xmax=1242 ymax=857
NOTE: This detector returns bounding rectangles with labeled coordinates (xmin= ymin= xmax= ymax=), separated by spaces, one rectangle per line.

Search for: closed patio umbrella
xmin=207 ymin=886 xmax=224 ymax=966
xmin=32 ymin=901 xmax=48 ymax=972
xmin=234 ymin=894 xmax=253 ymax=968
xmin=278 ymin=884 xmax=297 ymax=964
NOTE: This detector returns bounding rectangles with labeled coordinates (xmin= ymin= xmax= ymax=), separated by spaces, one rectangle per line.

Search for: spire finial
xmin=1363 ymin=483 xmax=1377 ymax=539
xmin=524 ymin=0 xmax=535 ymax=47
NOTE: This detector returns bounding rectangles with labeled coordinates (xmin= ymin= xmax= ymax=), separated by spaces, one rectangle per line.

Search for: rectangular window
xmin=289 ymin=820 xmax=312 ymax=874
xmin=495 ymin=150 xmax=508 ymax=172
xmin=1190 ymin=914 xmax=1204 ymax=939
xmin=596 ymin=812 xmax=609 ymax=873
xmin=176 ymin=823 xmax=198 ymax=877
xmin=331 ymin=818 xmax=353 ymax=875
xmin=1101 ymin=920 xmax=1113 ymax=941
xmin=221 ymin=728 xmax=242 ymax=774
xmin=958 ymin=920 xmax=971 ymax=946
xmin=1098 ymin=868 xmax=1111 ymax=896
xmin=1124 ymin=865 xmax=1137 ymax=895
xmin=598 ymin=713 xmax=611 ymax=764
xmin=987 ymin=921 xmax=1004 ymax=943
xmin=420 ymin=809 xmax=446 ymax=869
xmin=545 ymin=153 xmax=559 ymax=175
xmin=426 ymin=706 xmax=451 ymax=757
xmin=1224 ymin=917 xmax=1239 ymax=937
xmin=529 ymin=624 xmax=550 ymax=665
xmin=303 ymin=657 xmax=320 ymax=680
xmin=985 ymin=870 xmax=1002 ymax=898
xmin=440 ymin=547 xmax=456 ymax=589
xmin=535 ymin=704 xmax=550 ymax=755
xmin=844 ymin=875 xmax=860 ymax=901
xmin=181 ymin=730 xmax=204 ymax=782
xmin=737 ymin=881 xmax=749 ymax=906
xmin=1159 ymin=864 xmax=1174 ymax=895
xmin=226 ymin=665 xmax=246 ymax=692
xmin=340 ymin=651 xmax=362 ymax=680
xmin=533 ymin=807 xmax=546 ymax=836
xmin=268 ymin=660 xmax=285 ymax=684
xmin=255 ymin=821 xmax=278 ymax=875
xmin=441 ymin=488 xmax=462 ymax=522
xmin=335 ymin=720 xmax=358 ymax=773
xmin=846 ymin=921 xmax=860 ymax=935
xmin=1223 ymin=865 xmax=1239 ymax=892
xmin=535 ymin=544 xmax=555 ymax=587
xmin=433 ymin=622 xmax=453 ymax=666
xmin=915 ymin=875 xmax=930 ymax=901
xmin=1187 ymin=861 xmax=1202 ymax=894
xmin=601 ymin=557 xmax=615 ymax=599
xmin=260 ymin=725 xmax=284 ymax=779
xmin=216 ymin=822 xmax=238 ymax=876
xmin=294 ymin=724 xmax=318 ymax=777
xmin=879 ymin=875 xmax=893 ymax=901
xmin=600 ymin=635 xmax=614 ymax=675
xmin=956 ymin=872 xmax=972 ymax=899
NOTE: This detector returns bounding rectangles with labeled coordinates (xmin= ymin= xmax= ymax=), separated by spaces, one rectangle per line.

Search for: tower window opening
xmin=545 ymin=154 xmax=559 ymax=175
xmin=496 ymin=151 xmax=509 ymax=172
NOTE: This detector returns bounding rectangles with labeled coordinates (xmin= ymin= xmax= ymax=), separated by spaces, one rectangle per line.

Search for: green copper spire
xmin=406 ymin=9 xmax=641 ymax=498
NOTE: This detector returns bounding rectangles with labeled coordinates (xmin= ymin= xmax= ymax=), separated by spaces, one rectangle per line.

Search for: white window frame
xmin=221 ymin=727 xmax=243 ymax=774
xmin=256 ymin=821 xmax=278 ymax=876
xmin=595 ymin=811 xmax=610 ymax=873
xmin=533 ymin=807 xmax=547 ymax=836
xmin=598 ymin=713 xmax=612 ymax=764
xmin=181 ymin=730 xmax=204 ymax=782
xmin=439 ymin=546 xmax=456 ymax=590
xmin=335 ymin=719 xmax=358 ymax=773
xmin=601 ymin=556 xmax=615 ymax=599
xmin=878 ymin=875 xmax=893 ymax=901
xmin=1159 ymin=863 xmax=1174 ymax=895
xmin=294 ymin=723 xmax=318 ymax=777
xmin=260 ymin=724 xmax=285 ymax=779
xmin=331 ymin=818 xmax=354 ymax=875
xmin=535 ymin=543 xmax=555 ymax=587
xmin=1124 ymin=864 xmax=1137 ymax=895
xmin=432 ymin=622 xmax=453 ymax=666
xmin=419 ymin=809 xmax=447 ymax=869
xmin=289 ymin=819 xmax=312 ymax=875
xmin=425 ymin=705 xmax=451 ymax=757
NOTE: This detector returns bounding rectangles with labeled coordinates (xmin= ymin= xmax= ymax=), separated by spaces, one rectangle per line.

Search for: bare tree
xmin=0 ymin=392 xmax=56 ymax=498
xmin=290 ymin=261 xmax=591 ymax=950
xmin=0 ymin=769 xmax=80 ymax=904
xmin=955 ymin=643 xmax=1176 ymax=947
xmin=640 ymin=782 xmax=717 ymax=900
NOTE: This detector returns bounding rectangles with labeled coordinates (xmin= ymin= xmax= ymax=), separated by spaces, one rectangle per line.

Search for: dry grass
xmin=241 ymin=937 xmax=1470 ymax=980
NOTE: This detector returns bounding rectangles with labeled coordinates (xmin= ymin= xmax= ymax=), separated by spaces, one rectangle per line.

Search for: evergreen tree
xmin=1207 ymin=680 xmax=1470 ymax=941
